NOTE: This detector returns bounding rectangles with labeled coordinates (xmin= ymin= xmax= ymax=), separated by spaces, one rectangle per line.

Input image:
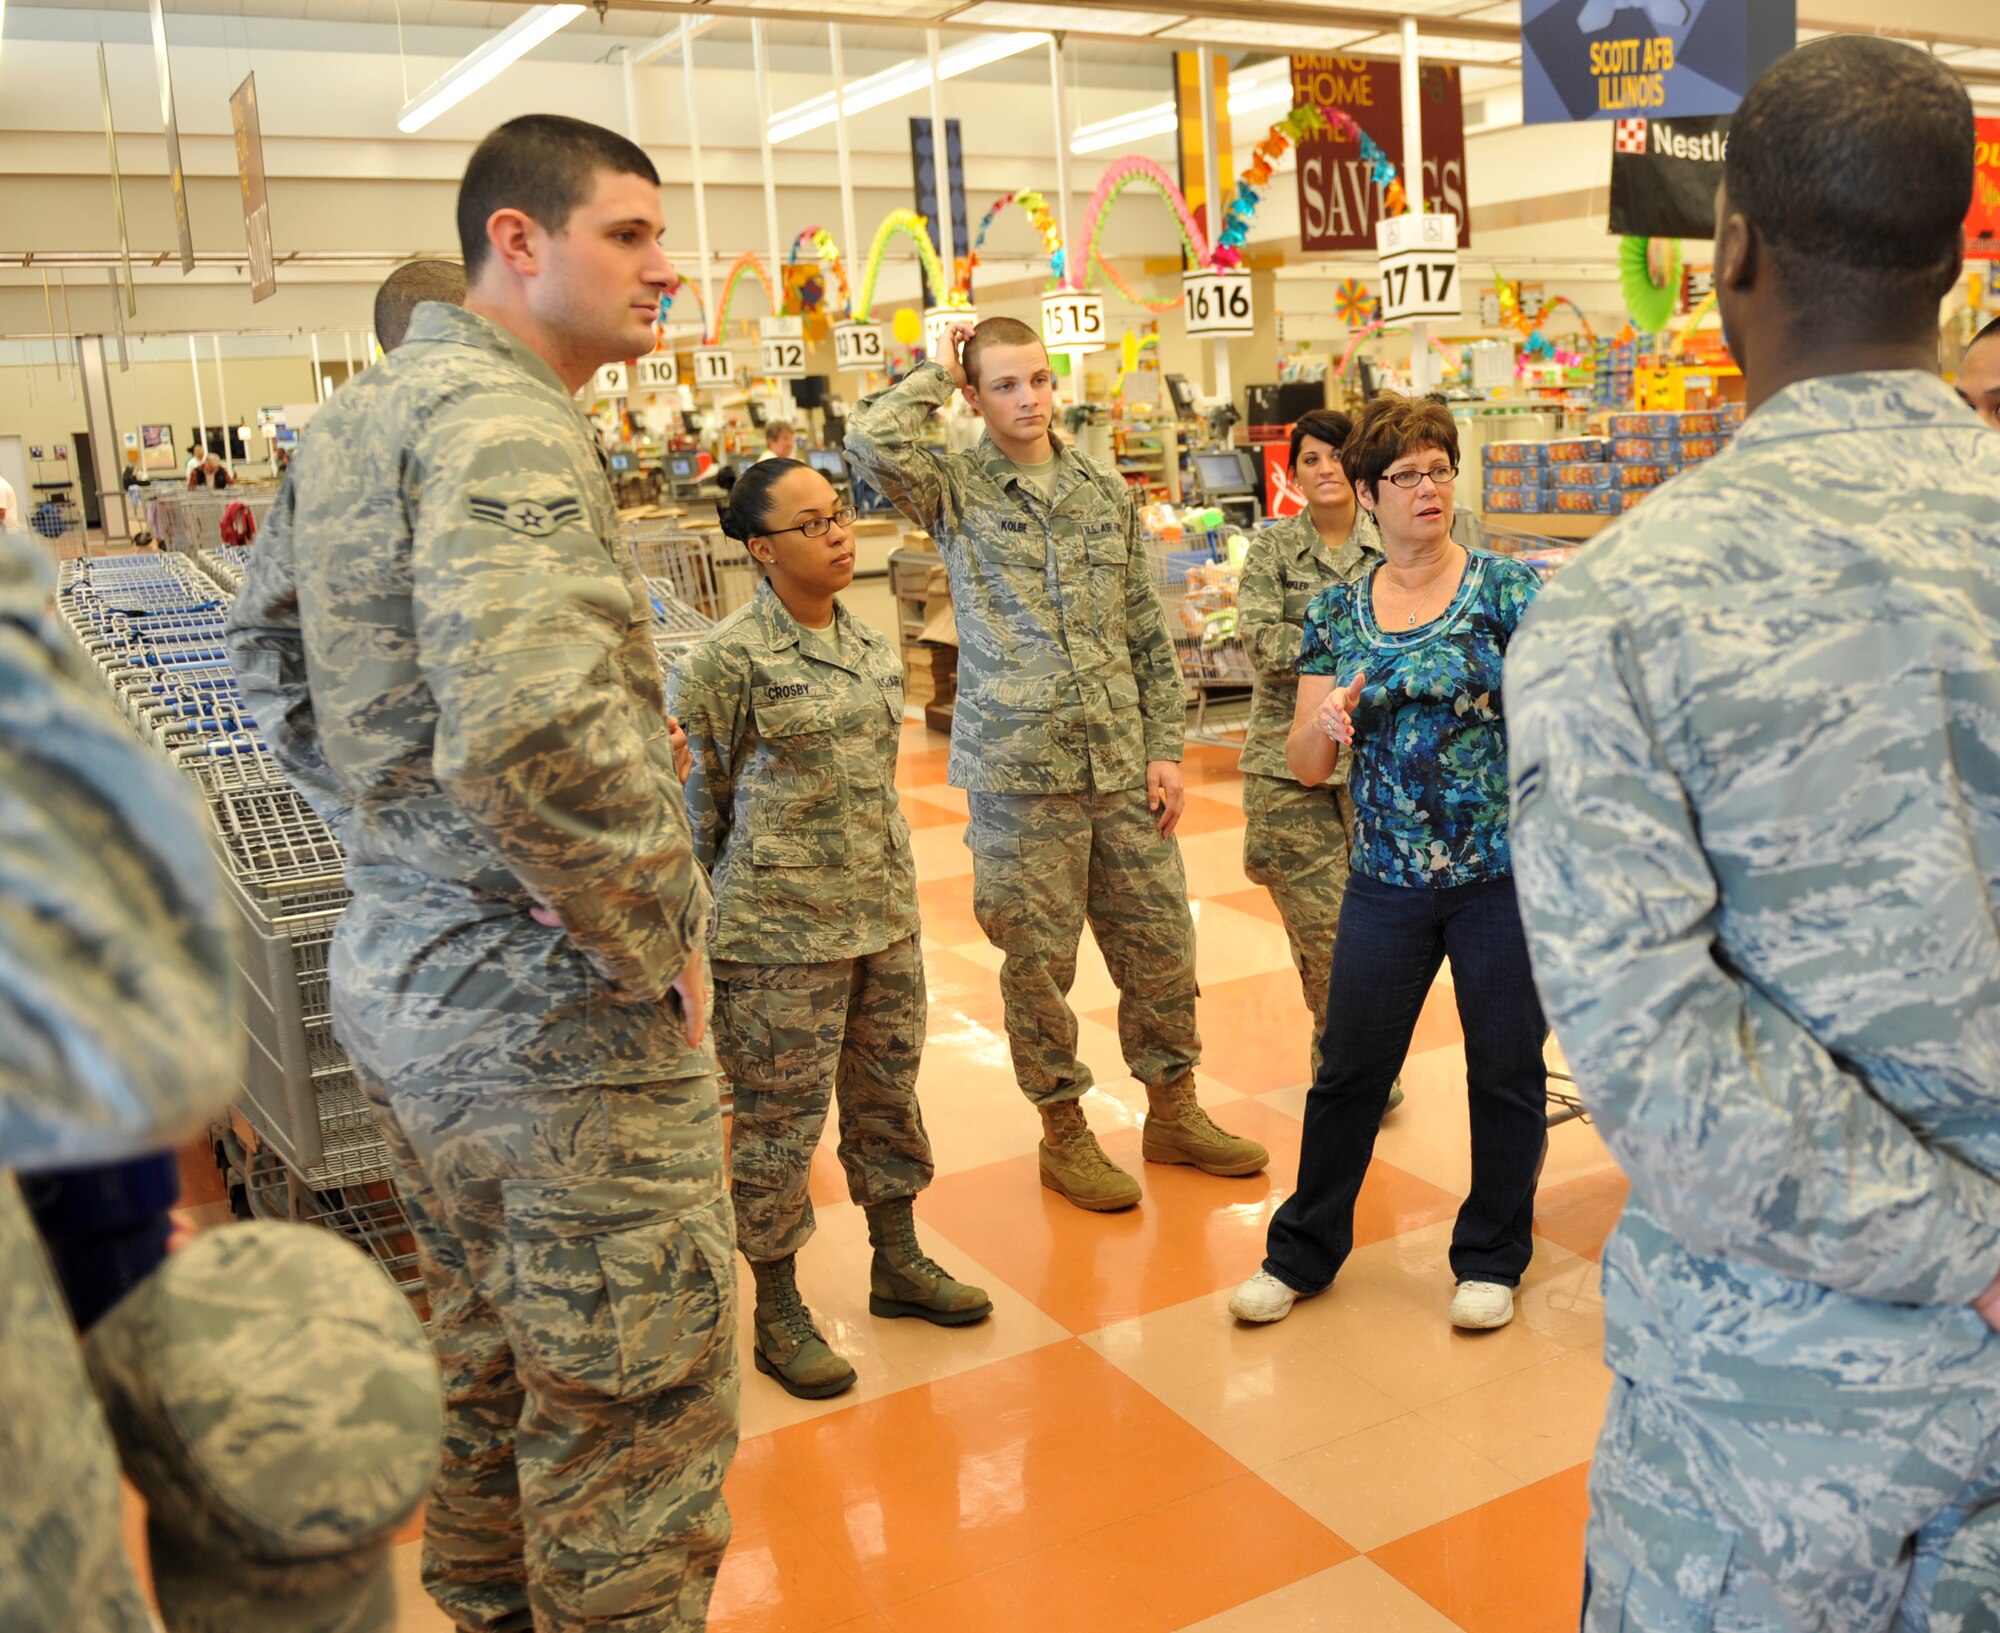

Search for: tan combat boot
xmin=1037 ymin=1100 xmax=1143 ymax=1212
xmin=750 ymin=1256 xmax=857 ymax=1401
xmin=865 ymin=1198 xmax=993 ymax=1326
xmin=1142 ymin=1076 xmax=1269 ymax=1176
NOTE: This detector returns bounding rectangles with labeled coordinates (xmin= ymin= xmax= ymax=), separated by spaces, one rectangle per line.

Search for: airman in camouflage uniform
xmin=1 ymin=530 xmax=239 ymax=1632
xmin=670 ymin=579 xmax=989 ymax=1400
xmin=226 ymin=297 xmax=737 ymax=1633
xmin=845 ymin=347 xmax=1266 ymax=1210
xmin=1237 ymin=505 xmax=1397 ymax=1088
xmin=84 ymin=1221 xmax=444 ymax=1633
xmin=1509 ymin=370 xmax=2000 ymax=1631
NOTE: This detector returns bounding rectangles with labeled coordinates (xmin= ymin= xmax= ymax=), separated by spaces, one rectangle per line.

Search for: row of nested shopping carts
xmin=53 ymin=518 xmax=740 ymax=1313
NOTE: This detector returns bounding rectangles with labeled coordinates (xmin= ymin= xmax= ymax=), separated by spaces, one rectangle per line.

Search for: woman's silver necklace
xmin=1384 ymin=554 xmax=1458 ymax=626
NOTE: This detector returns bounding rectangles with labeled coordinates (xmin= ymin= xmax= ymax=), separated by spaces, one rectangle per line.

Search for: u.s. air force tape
xmin=467 ymin=495 xmax=584 ymax=538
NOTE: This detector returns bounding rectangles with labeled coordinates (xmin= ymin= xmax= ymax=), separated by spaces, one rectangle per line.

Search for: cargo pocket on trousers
xmin=1590 ymin=1497 xmax=1735 ymax=1632
xmin=500 ymin=1171 xmax=735 ymax=1402
xmin=715 ymin=983 xmax=819 ymax=1098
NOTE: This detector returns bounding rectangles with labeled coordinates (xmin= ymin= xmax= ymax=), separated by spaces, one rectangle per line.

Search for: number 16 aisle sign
xmin=1374 ymin=212 xmax=1462 ymax=324
xmin=1183 ymin=270 xmax=1253 ymax=337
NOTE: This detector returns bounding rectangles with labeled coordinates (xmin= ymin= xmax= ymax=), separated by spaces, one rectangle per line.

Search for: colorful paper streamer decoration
xmin=855 ymin=210 xmax=960 ymax=322
xmin=1066 ymin=157 xmax=1213 ymax=293
xmin=658 ymin=273 xmax=708 ymax=338
xmin=1619 ymin=236 xmax=1681 ymax=334
xmin=786 ymin=225 xmax=853 ymax=321
xmin=1111 ymin=331 xmax=1161 ymax=399
xmin=959 ymin=189 xmax=1065 ymax=300
xmin=1332 ymin=278 xmax=1377 ymax=326
xmin=891 ymin=307 xmax=924 ymax=346
xmin=1209 ymin=104 xmax=1406 ymax=271
xmin=711 ymin=252 xmax=778 ymax=345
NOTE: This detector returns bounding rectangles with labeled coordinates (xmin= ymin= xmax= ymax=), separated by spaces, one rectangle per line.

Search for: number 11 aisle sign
xmin=1374 ymin=212 xmax=1462 ymax=324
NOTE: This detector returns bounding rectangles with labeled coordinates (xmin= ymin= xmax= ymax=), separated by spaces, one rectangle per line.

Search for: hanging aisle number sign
xmin=591 ymin=361 xmax=629 ymax=398
xmin=636 ymin=354 xmax=678 ymax=390
xmin=1040 ymin=290 xmax=1106 ymax=353
xmin=833 ymin=321 xmax=887 ymax=371
xmin=1374 ymin=212 xmax=1463 ymax=324
xmin=923 ymin=305 xmax=976 ymax=366
xmin=759 ymin=315 xmax=806 ymax=379
xmin=1182 ymin=270 xmax=1254 ymax=337
xmin=693 ymin=347 xmax=734 ymax=389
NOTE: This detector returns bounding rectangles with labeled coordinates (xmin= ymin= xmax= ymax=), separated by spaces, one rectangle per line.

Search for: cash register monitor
xmin=609 ymin=451 xmax=633 ymax=473
xmin=806 ymin=448 xmax=846 ymax=479
xmin=667 ymin=453 xmax=700 ymax=483
xmin=1165 ymin=373 xmax=1198 ymax=417
xmin=1194 ymin=450 xmax=1257 ymax=497
xmin=682 ymin=409 xmax=705 ymax=435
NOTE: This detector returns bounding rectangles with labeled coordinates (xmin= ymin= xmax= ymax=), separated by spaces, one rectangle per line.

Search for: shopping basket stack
xmin=53 ymin=551 xmax=423 ymax=1307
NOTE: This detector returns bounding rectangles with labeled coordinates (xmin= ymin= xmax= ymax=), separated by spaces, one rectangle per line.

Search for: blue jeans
xmin=1263 ymin=869 xmax=1548 ymax=1293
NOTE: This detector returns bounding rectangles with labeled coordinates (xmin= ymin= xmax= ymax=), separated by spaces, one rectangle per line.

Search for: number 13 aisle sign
xmin=1374 ymin=212 xmax=1462 ymax=324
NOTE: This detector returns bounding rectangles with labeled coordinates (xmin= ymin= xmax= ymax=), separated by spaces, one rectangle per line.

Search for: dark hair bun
xmin=714 ymin=499 xmax=744 ymax=542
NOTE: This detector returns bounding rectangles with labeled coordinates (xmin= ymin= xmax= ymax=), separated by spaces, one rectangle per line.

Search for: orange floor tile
xmin=162 ymin=718 xmax=1626 ymax=1633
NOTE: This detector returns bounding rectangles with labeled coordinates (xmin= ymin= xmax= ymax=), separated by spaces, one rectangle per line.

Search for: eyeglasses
xmin=1382 ymin=465 xmax=1458 ymax=489
xmin=759 ymin=504 xmax=857 ymax=540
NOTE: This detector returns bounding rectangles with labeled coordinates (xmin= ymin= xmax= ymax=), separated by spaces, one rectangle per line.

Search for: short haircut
xmin=1289 ymin=408 xmax=1355 ymax=471
xmin=1341 ymin=394 xmax=1459 ymax=494
xmin=764 ymin=420 xmax=796 ymax=442
xmin=716 ymin=457 xmax=811 ymax=543
xmin=962 ymin=316 xmax=1046 ymax=386
xmin=457 ymin=115 xmax=661 ymax=281
xmin=1725 ymin=36 xmax=1972 ymax=330
xmin=374 ymin=260 xmax=468 ymax=352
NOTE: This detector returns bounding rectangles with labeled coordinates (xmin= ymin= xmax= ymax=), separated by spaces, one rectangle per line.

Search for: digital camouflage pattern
xmin=844 ymin=360 xmax=1185 ymax=795
xmin=229 ymin=301 xmax=734 ymax=1632
xmin=966 ymin=789 xmax=1200 ymax=1106
xmin=226 ymin=301 xmax=713 ymax=1096
xmin=713 ymin=934 xmax=933 ymax=1262
xmin=83 ymin=1222 xmax=443 ymax=1633
xmin=668 ymin=581 xmax=917 ymax=965
xmin=0 ymin=531 xmax=238 ymax=1633
xmin=360 ymin=1068 xmax=738 ymax=1633
xmin=1509 ymin=372 xmax=2000 ymax=1628
xmin=1240 ymin=773 xmax=1354 ymax=1080
xmin=1235 ymin=505 xmax=1378 ymax=783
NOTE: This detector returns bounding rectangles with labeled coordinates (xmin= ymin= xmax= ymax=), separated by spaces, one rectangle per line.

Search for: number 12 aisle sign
xmin=1374 ymin=212 xmax=1463 ymax=324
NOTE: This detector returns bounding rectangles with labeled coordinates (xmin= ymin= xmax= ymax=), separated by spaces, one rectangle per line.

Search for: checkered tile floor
xmin=172 ymin=724 xmax=1630 ymax=1633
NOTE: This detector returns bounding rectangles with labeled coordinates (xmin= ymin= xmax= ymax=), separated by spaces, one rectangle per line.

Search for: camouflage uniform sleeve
xmin=222 ymin=466 xmax=352 ymax=834
xmin=663 ymin=641 xmax=746 ymax=875
xmin=843 ymin=361 xmax=955 ymax=535
xmin=1123 ymin=497 xmax=1186 ymax=765
xmin=1237 ymin=529 xmax=1299 ymax=679
xmin=0 ymin=538 xmax=238 ymax=1169
xmin=1508 ymin=571 xmax=2000 ymax=1307
xmin=412 ymin=417 xmax=706 ymax=1002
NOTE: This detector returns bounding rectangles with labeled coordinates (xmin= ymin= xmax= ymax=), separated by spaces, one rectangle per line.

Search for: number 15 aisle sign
xmin=1375 ymin=212 xmax=1462 ymax=324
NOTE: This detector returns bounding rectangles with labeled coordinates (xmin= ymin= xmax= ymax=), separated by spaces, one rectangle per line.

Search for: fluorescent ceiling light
xmin=766 ymin=30 xmax=1048 ymax=143
xmin=953 ymin=3 xmax=1185 ymax=34
xmin=398 ymin=3 xmax=585 ymax=133
xmin=1349 ymin=30 xmax=1522 ymax=63
xmin=630 ymin=15 xmax=715 ymax=66
xmin=1070 ymin=105 xmax=1178 ymax=154
xmin=1157 ymin=19 xmax=1370 ymax=51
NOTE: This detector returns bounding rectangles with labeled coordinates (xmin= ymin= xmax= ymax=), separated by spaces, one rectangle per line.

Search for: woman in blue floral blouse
xmin=1230 ymin=394 xmax=1549 ymax=1333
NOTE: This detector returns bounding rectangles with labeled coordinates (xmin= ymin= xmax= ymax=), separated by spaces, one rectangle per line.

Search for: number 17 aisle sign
xmin=1374 ymin=212 xmax=1462 ymax=324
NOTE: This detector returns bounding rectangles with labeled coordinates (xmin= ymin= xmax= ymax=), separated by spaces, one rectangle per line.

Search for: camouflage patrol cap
xmin=83 ymin=1222 xmax=443 ymax=1633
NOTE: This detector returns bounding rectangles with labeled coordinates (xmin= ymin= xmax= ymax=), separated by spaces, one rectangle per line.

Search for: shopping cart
xmin=1142 ymin=527 xmax=1256 ymax=742
xmin=29 ymin=493 xmax=87 ymax=559
xmin=625 ymin=521 xmax=759 ymax=622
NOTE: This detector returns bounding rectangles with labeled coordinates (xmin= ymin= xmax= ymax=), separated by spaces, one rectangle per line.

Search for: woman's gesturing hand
xmin=1315 ymin=671 xmax=1367 ymax=746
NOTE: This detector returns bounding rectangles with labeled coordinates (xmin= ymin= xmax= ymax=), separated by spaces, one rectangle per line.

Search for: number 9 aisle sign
xmin=1374 ymin=212 xmax=1462 ymax=324
xmin=760 ymin=315 xmax=806 ymax=379
xmin=1183 ymin=270 xmax=1254 ymax=337
xmin=1040 ymin=290 xmax=1106 ymax=353
xmin=834 ymin=321 xmax=887 ymax=371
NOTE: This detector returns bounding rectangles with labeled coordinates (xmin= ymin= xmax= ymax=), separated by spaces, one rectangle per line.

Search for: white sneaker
xmin=1449 ymin=1280 xmax=1515 ymax=1330
xmin=1229 ymin=1270 xmax=1302 ymax=1323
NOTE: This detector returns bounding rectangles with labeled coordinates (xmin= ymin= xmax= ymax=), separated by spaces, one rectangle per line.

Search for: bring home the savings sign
xmin=1288 ymin=54 xmax=1470 ymax=254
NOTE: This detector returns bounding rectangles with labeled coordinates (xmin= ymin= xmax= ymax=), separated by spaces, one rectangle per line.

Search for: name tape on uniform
xmin=1041 ymin=290 xmax=1106 ymax=354
xmin=834 ymin=321 xmax=887 ymax=371
xmin=1374 ymin=211 xmax=1462 ymax=324
xmin=1183 ymin=271 xmax=1254 ymax=337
